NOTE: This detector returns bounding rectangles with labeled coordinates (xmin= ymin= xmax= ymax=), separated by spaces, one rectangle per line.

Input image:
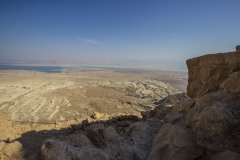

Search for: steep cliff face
xmin=186 ymin=51 xmax=240 ymax=98
xmin=148 ymin=48 xmax=240 ymax=160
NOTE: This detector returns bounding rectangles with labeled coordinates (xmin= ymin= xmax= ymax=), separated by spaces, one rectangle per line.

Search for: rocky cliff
xmin=39 ymin=47 xmax=240 ymax=160
xmin=187 ymin=51 xmax=240 ymax=98
xmin=40 ymin=48 xmax=240 ymax=160
xmin=2 ymin=48 xmax=240 ymax=160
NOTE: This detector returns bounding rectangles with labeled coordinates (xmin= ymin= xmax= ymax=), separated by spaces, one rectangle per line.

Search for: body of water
xmin=0 ymin=64 xmax=187 ymax=73
xmin=0 ymin=65 xmax=63 ymax=73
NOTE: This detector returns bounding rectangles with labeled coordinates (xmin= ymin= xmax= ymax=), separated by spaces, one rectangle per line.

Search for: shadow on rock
xmin=15 ymin=114 xmax=162 ymax=160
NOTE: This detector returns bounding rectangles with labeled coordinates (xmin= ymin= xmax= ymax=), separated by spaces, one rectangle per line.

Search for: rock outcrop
xmin=148 ymin=123 xmax=204 ymax=160
xmin=86 ymin=124 xmax=106 ymax=148
xmin=39 ymin=46 xmax=240 ymax=160
xmin=41 ymin=139 xmax=110 ymax=160
xmin=186 ymin=50 xmax=240 ymax=98
xmin=236 ymin=45 xmax=240 ymax=52
xmin=221 ymin=71 xmax=240 ymax=94
xmin=0 ymin=141 xmax=25 ymax=160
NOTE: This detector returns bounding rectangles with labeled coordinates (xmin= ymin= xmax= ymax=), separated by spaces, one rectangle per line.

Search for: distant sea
xmin=0 ymin=64 xmax=187 ymax=73
xmin=0 ymin=65 xmax=63 ymax=73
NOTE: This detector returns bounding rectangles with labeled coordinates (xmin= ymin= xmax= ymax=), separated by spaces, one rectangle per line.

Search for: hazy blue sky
xmin=0 ymin=0 xmax=240 ymax=70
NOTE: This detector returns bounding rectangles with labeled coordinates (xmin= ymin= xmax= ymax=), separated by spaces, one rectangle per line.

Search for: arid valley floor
xmin=0 ymin=68 xmax=187 ymax=159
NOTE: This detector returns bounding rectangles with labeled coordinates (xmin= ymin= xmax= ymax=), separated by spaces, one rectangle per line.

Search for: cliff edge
xmin=2 ymin=47 xmax=240 ymax=160
xmin=187 ymin=49 xmax=240 ymax=98
xmin=40 ymin=47 xmax=240 ymax=160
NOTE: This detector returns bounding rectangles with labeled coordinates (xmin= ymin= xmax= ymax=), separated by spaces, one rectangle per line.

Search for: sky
xmin=0 ymin=0 xmax=240 ymax=70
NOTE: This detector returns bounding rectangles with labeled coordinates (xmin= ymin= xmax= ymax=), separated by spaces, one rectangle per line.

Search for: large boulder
xmin=187 ymin=100 xmax=238 ymax=151
xmin=186 ymin=51 xmax=240 ymax=98
xmin=221 ymin=72 xmax=240 ymax=94
xmin=86 ymin=124 xmax=106 ymax=148
xmin=42 ymin=139 xmax=110 ymax=160
xmin=104 ymin=126 xmax=119 ymax=141
xmin=0 ymin=141 xmax=25 ymax=160
xmin=172 ymin=99 xmax=195 ymax=112
xmin=189 ymin=104 xmax=237 ymax=138
xmin=127 ymin=122 xmax=147 ymax=143
xmin=148 ymin=123 xmax=204 ymax=160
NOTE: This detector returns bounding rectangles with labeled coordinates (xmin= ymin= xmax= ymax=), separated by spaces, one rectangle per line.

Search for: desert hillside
xmin=0 ymin=68 xmax=187 ymax=160
xmin=41 ymin=47 xmax=240 ymax=160
xmin=1 ymin=47 xmax=240 ymax=160
xmin=1 ymin=1 xmax=239 ymax=159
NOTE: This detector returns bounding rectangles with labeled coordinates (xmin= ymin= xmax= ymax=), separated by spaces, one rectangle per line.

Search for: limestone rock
xmin=127 ymin=122 xmax=147 ymax=140
xmin=211 ymin=151 xmax=240 ymax=160
xmin=163 ymin=112 xmax=183 ymax=125
xmin=187 ymin=100 xmax=239 ymax=151
xmin=172 ymin=99 xmax=195 ymax=112
xmin=193 ymin=90 xmax=234 ymax=108
xmin=221 ymin=72 xmax=240 ymax=94
xmin=141 ymin=110 xmax=156 ymax=120
xmin=154 ymin=93 xmax=188 ymax=119
xmin=86 ymin=124 xmax=106 ymax=148
xmin=92 ymin=112 xmax=106 ymax=120
xmin=42 ymin=139 xmax=110 ymax=160
xmin=189 ymin=104 xmax=237 ymax=138
xmin=148 ymin=123 xmax=204 ymax=160
xmin=104 ymin=126 xmax=118 ymax=141
xmin=0 ymin=141 xmax=25 ymax=160
xmin=186 ymin=52 xmax=240 ymax=98
xmin=155 ymin=93 xmax=188 ymax=106
xmin=62 ymin=134 xmax=94 ymax=148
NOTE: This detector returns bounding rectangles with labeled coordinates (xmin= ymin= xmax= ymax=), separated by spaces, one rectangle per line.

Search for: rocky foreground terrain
xmin=1 ymin=47 xmax=240 ymax=160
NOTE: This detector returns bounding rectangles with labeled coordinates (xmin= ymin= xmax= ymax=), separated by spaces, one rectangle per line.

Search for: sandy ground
xmin=0 ymin=69 xmax=187 ymax=138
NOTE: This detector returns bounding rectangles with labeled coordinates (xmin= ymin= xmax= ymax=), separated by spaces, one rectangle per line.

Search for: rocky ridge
xmin=39 ymin=47 xmax=240 ymax=160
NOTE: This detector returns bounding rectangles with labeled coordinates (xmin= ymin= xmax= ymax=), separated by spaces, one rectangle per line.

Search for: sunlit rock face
xmin=186 ymin=50 xmax=240 ymax=98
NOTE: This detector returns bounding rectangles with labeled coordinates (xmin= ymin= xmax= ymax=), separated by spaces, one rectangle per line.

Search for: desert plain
xmin=0 ymin=67 xmax=187 ymax=158
xmin=0 ymin=68 xmax=187 ymax=124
